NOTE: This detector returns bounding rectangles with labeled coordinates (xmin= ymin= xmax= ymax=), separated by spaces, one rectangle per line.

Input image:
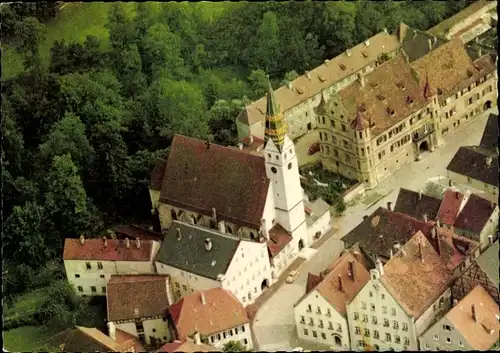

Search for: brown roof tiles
xmin=106 ymin=275 xmax=171 ymax=322
xmin=454 ymin=194 xmax=497 ymax=235
xmin=338 ymin=55 xmax=428 ymax=136
xmin=266 ymin=224 xmax=293 ymax=258
xmin=381 ymin=231 xmax=453 ymax=319
xmin=446 ymin=285 xmax=500 ymax=350
xmin=157 ymin=135 xmax=270 ymax=229
xmin=168 ymin=288 xmax=249 ymax=339
xmin=394 ymin=188 xmax=442 ymax=221
xmin=114 ymin=224 xmax=163 ymax=241
xmin=63 ymin=238 xmax=155 ymax=262
xmin=157 ymin=339 xmax=217 ymax=353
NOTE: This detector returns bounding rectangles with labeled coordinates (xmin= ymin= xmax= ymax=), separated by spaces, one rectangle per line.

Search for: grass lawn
xmin=1 ymin=2 xmax=233 ymax=79
xmin=3 ymin=325 xmax=58 ymax=352
xmin=4 ymin=287 xmax=50 ymax=321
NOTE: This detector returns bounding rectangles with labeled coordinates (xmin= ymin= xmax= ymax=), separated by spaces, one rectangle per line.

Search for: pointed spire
xmin=350 ymin=106 xmax=366 ymax=131
xmin=264 ymin=75 xmax=287 ymax=152
xmin=316 ymin=89 xmax=327 ymax=114
xmin=423 ymin=73 xmax=432 ymax=99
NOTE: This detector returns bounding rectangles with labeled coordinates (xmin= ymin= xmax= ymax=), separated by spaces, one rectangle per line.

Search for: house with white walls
xmin=63 ymin=235 xmax=160 ymax=296
xmin=419 ymin=284 xmax=500 ymax=351
xmin=167 ymin=288 xmax=253 ymax=350
xmin=304 ymin=197 xmax=332 ymax=242
xmin=155 ymin=221 xmax=272 ymax=305
xmin=293 ymin=252 xmax=371 ymax=350
xmin=106 ymin=275 xmax=174 ymax=347
xmin=346 ymin=231 xmax=454 ymax=351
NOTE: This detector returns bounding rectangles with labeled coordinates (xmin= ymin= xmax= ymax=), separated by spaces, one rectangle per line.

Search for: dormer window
xmin=340 ymin=64 xmax=347 ymax=70
xmin=406 ymin=96 xmax=414 ymax=104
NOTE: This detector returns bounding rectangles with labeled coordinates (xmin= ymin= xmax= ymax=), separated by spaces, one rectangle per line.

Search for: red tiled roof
xmin=169 ymin=288 xmax=249 ymax=339
xmin=157 ymin=339 xmax=217 ymax=353
xmin=63 ymin=238 xmax=155 ymax=262
xmin=158 ymin=135 xmax=270 ymax=229
xmin=382 ymin=231 xmax=453 ymax=319
xmin=437 ymin=190 xmax=465 ymax=225
xmin=306 ymin=273 xmax=322 ymax=294
xmin=114 ymin=225 xmax=163 ymax=241
xmin=114 ymin=328 xmax=147 ymax=352
xmin=455 ymin=194 xmax=497 ymax=234
xmin=107 ymin=275 xmax=170 ymax=322
xmin=266 ymin=224 xmax=293 ymax=258
xmin=150 ymin=158 xmax=167 ymax=190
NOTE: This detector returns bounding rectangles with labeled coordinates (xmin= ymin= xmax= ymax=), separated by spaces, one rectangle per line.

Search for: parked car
xmin=286 ymin=270 xmax=300 ymax=283
xmin=308 ymin=142 xmax=320 ymax=155
xmin=292 ymin=347 xmax=304 ymax=352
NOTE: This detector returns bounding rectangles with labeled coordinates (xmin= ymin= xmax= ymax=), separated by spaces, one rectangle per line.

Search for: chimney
xmin=387 ymin=202 xmax=392 ymax=212
xmin=107 ymin=321 xmax=116 ymax=341
xmin=238 ymin=143 xmax=243 ymax=150
xmin=176 ymin=228 xmax=182 ymax=240
xmin=390 ymin=248 xmax=394 ymax=259
xmin=201 ymin=291 xmax=206 ymax=305
xmin=204 ymin=238 xmax=212 ymax=251
xmin=249 ymin=135 xmax=254 ymax=144
xmin=261 ymin=218 xmax=269 ymax=240
xmin=287 ymin=82 xmax=293 ymax=90
xmin=437 ymin=219 xmax=441 ymax=228
xmin=338 ymin=275 xmax=343 ymax=292
xmin=346 ymin=49 xmax=352 ymax=57
xmin=423 ymin=213 xmax=428 ymax=223
xmin=431 ymin=226 xmax=437 ymax=238
xmin=125 ymin=237 xmax=130 ymax=248
xmin=348 ymin=260 xmax=355 ymax=281
xmin=135 ymin=237 xmax=140 ymax=249
xmin=453 ymin=299 xmax=458 ymax=306
xmin=393 ymin=243 xmax=401 ymax=254
xmin=428 ymin=38 xmax=433 ymax=51
xmin=471 ymin=304 xmax=477 ymax=322
xmin=306 ymin=71 xmax=311 ymax=80
xmin=212 ymin=207 xmax=217 ymax=222
xmin=79 ymin=234 xmax=85 ymax=245
xmin=358 ymin=73 xmax=365 ymax=88
xmin=365 ymin=40 xmax=370 ymax=47
xmin=102 ymin=236 xmax=107 ymax=247
xmin=419 ymin=191 xmax=422 ymax=200
xmin=218 ymin=221 xmax=226 ymax=234
xmin=194 ymin=331 xmax=201 ymax=345
xmin=375 ymin=258 xmax=384 ymax=276
xmin=383 ymin=28 xmax=388 ymax=34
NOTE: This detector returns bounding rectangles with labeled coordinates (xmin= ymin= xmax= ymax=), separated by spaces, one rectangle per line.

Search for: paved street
xmin=253 ymin=108 xmax=496 ymax=351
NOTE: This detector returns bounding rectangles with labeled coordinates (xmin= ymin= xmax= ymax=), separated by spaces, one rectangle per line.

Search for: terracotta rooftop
xmin=156 ymin=134 xmax=270 ymax=229
xmin=447 ymin=145 xmax=498 ymax=187
xmin=436 ymin=190 xmax=466 ymax=225
xmin=295 ymin=252 xmax=371 ymax=317
xmin=454 ymin=194 xmax=497 ymax=235
xmin=44 ymin=326 xmax=121 ymax=352
xmin=396 ymin=23 xmax=448 ymax=63
xmin=446 ymin=285 xmax=500 ymax=350
xmin=106 ymin=275 xmax=171 ymax=322
xmin=238 ymin=30 xmax=401 ymax=126
xmin=393 ymin=188 xmax=442 ymax=221
xmin=63 ymin=237 xmax=156 ymax=262
xmin=157 ymin=339 xmax=217 ymax=353
xmin=114 ymin=328 xmax=147 ymax=352
xmin=266 ymin=224 xmax=293 ymax=258
xmin=381 ymin=231 xmax=453 ymax=319
xmin=305 ymin=273 xmax=322 ymax=294
xmin=337 ymin=55 xmax=428 ymax=137
xmin=434 ymin=226 xmax=480 ymax=272
xmin=410 ymin=39 xmax=473 ymax=99
xmin=114 ymin=224 xmax=163 ymax=241
xmin=168 ymin=288 xmax=249 ymax=340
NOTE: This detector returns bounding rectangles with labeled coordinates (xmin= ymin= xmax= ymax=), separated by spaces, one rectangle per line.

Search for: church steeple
xmin=264 ymin=77 xmax=287 ymax=152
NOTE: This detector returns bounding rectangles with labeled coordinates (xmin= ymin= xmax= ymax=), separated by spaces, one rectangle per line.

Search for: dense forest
xmin=1 ymin=1 xmax=473 ymax=301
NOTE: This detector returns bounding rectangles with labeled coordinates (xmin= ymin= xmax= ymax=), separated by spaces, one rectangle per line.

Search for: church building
xmin=149 ymin=80 xmax=316 ymax=283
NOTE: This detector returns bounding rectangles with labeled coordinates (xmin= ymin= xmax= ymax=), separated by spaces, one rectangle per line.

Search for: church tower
xmin=264 ymin=79 xmax=309 ymax=249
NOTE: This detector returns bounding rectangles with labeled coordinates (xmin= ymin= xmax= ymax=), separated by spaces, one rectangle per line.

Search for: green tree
xmin=253 ymin=11 xmax=280 ymax=74
xmin=281 ymin=70 xmax=300 ymax=86
xmin=106 ymin=3 xmax=134 ymax=51
xmin=248 ymin=69 xmax=269 ymax=99
xmin=15 ymin=17 xmax=46 ymax=72
xmin=44 ymin=154 xmax=90 ymax=242
xmin=39 ymin=280 xmax=81 ymax=332
xmin=1 ymin=99 xmax=25 ymax=175
xmin=114 ymin=44 xmax=147 ymax=99
xmin=39 ymin=112 xmax=95 ymax=172
xmin=4 ymin=201 xmax=51 ymax=268
xmin=223 ymin=340 xmax=247 ymax=352
xmin=322 ymin=1 xmax=357 ymax=56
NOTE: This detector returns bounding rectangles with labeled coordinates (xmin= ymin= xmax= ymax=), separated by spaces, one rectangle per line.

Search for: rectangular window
xmin=402 ymin=323 xmax=408 ymax=331
xmin=355 ymin=326 xmax=361 ymax=335
xmin=354 ymin=312 xmax=359 ymax=320
xmin=78 ymin=286 xmax=83 ymax=292
xmin=319 ymin=319 xmax=324 ymax=328
xmin=75 ymin=274 xmax=80 ymax=278
xmin=341 ymin=124 xmax=346 ymax=132
xmin=374 ymin=330 xmax=379 ymax=339
xmin=102 ymin=286 xmax=106 ymax=293
xmin=182 ymin=285 xmax=187 ymax=291
xmin=384 ymin=319 xmax=389 ymax=327
xmin=328 ymin=321 xmax=333 ymax=330
xmin=217 ymin=334 xmax=221 ymax=340
xmin=97 ymin=262 xmax=103 ymax=270
xmin=304 ymin=328 xmax=309 ymax=336
xmin=86 ymin=262 xmax=91 ymax=270
xmin=100 ymin=274 xmax=105 ymax=278
xmin=386 ymin=333 xmax=391 ymax=342
xmin=300 ymin=315 xmax=305 ymax=324
xmin=364 ymin=328 xmax=370 ymax=337
xmin=337 ymin=324 xmax=342 ymax=333
xmin=330 ymin=120 xmax=335 ymax=128
xmin=363 ymin=314 xmax=368 ymax=323
xmin=307 ymin=304 xmax=312 ymax=312
xmin=393 ymin=320 xmax=399 ymax=329
xmin=223 ymin=332 xmax=226 ymax=339
xmin=326 ymin=308 xmax=331 ymax=316
xmin=443 ymin=325 xmax=451 ymax=331
xmin=382 ymin=306 xmax=387 ymax=314
xmin=370 ymin=304 xmax=375 ymax=312
xmin=372 ymin=316 xmax=378 ymax=325
xmin=361 ymin=301 xmax=367 ymax=309
xmin=241 ymin=325 xmax=245 ymax=332
xmin=235 ymin=327 xmax=239 ymax=334
xmin=312 ymin=330 xmax=317 ymax=338
xmin=404 ymin=337 xmax=410 ymax=346
xmin=91 ymin=286 xmax=96 ymax=293
xmin=395 ymin=335 xmax=401 ymax=344
xmin=321 ymin=332 xmax=326 ymax=340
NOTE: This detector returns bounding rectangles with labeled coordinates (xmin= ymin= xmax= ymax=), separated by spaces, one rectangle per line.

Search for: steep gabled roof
xmin=381 ymin=231 xmax=453 ymax=319
xmin=447 ymin=146 xmax=498 ymax=186
xmin=44 ymin=326 xmax=121 ymax=352
xmin=155 ymin=221 xmax=240 ymax=280
xmin=437 ymin=190 xmax=465 ymax=225
xmin=158 ymin=135 xmax=270 ymax=229
xmin=454 ymin=194 xmax=497 ymax=234
xmin=476 ymin=241 xmax=500 ymax=285
xmin=63 ymin=238 xmax=156 ymax=262
xmin=393 ymin=188 xmax=442 ymax=221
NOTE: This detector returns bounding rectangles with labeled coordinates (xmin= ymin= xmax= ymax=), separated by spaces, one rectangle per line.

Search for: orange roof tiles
xmin=381 ymin=231 xmax=453 ymax=319
xmin=168 ymin=288 xmax=249 ymax=339
xmin=63 ymin=238 xmax=155 ymax=262
xmin=446 ymin=285 xmax=500 ymax=350
xmin=437 ymin=190 xmax=465 ymax=225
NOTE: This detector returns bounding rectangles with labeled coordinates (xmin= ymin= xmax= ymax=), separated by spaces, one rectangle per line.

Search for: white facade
xmin=419 ymin=315 xmax=473 ymax=351
xmin=111 ymin=318 xmax=171 ymax=346
xmin=64 ymin=242 xmax=160 ymax=297
xmin=347 ymin=268 xmax=452 ymax=351
xmin=155 ymin=238 xmax=272 ymax=306
xmin=269 ymin=242 xmax=296 ymax=279
xmin=294 ymin=289 xmax=350 ymax=350
xmin=306 ymin=211 xmax=332 ymax=245
xmin=205 ymin=323 xmax=253 ymax=350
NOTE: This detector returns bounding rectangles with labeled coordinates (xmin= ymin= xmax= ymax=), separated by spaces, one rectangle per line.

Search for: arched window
xmin=250 ymin=232 xmax=256 ymax=239
xmin=171 ymin=209 xmax=177 ymax=221
xmin=226 ymin=226 xmax=232 ymax=234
